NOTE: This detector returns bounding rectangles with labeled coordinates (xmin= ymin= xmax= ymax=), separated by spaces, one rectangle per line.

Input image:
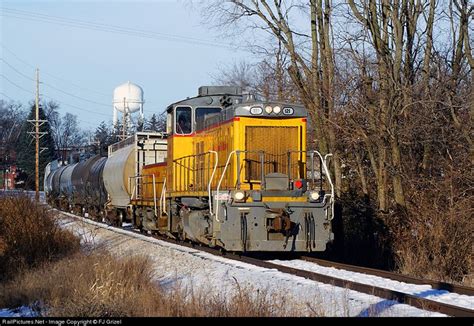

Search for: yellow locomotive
xmin=131 ymin=86 xmax=334 ymax=252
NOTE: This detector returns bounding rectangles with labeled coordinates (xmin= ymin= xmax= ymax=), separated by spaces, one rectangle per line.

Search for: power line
xmin=0 ymin=42 xmax=110 ymax=97
xmin=0 ymin=74 xmax=35 ymax=94
xmin=0 ymin=58 xmax=36 ymax=81
xmin=1 ymin=73 xmax=110 ymax=118
xmin=2 ymin=57 xmax=111 ymax=108
xmin=1 ymin=13 xmax=234 ymax=50
xmin=0 ymin=92 xmax=15 ymax=101
xmin=41 ymin=94 xmax=110 ymax=117
xmin=0 ymin=69 xmax=107 ymax=128
xmin=1 ymin=7 xmax=238 ymax=50
xmin=42 ymin=82 xmax=110 ymax=107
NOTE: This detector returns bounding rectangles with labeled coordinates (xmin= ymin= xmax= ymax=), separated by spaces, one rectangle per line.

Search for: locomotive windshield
xmin=176 ymin=106 xmax=192 ymax=134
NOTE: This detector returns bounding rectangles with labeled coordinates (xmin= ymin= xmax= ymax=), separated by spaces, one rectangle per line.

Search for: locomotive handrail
xmin=286 ymin=150 xmax=335 ymax=220
xmin=207 ymin=151 xmax=218 ymax=216
xmin=214 ymin=150 xmax=238 ymax=223
xmin=236 ymin=150 xmax=265 ymax=189
xmin=129 ymin=175 xmax=139 ymax=201
xmin=160 ymin=177 xmax=167 ymax=216
xmin=152 ymin=174 xmax=157 ymax=217
xmin=316 ymin=151 xmax=334 ymax=220
xmin=173 ymin=151 xmax=220 ymax=192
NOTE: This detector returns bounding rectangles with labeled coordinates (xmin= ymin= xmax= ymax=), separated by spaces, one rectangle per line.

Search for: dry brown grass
xmin=0 ymin=194 xmax=319 ymax=317
xmin=0 ymin=251 xmax=311 ymax=317
xmin=161 ymin=279 xmax=302 ymax=317
xmin=394 ymin=174 xmax=473 ymax=284
xmin=0 ymin=195 xmax=80 ymax=281
xmin=0 ymin=252 xmax=161 ymax=316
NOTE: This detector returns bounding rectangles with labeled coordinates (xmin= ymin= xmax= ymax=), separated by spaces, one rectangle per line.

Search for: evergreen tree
xmin=16 ymin=103 xmax=56 ymax=190
xmin=145 ymin=113 xmax=166 ymax=132
xmin=94 ymin=121 xmax=117 ymax=156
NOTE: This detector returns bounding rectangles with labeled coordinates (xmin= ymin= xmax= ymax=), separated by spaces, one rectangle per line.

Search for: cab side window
xmin=195 ymin=107 xmax=222 ymax=130
xmin=175 ymin=107 xmax=192 ymax=134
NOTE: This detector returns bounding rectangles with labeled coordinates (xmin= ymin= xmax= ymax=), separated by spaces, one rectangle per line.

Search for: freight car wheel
xmin=117 ymin=210 xmax=123 ymax=227
xmin=133 ymin=207 xmax=143 ymax=231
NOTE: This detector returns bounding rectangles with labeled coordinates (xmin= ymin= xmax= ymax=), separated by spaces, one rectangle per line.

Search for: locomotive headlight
xmin=309 ymin=191 xmax=320 ymax=202
xmin=250 ymin=106 xmax=263 ymax=115
xmin=273 ymin=106 xmax=281 ymax=114
xmin=233 ymin=191 xmax=246 ymax=202
xmin=265 ymin=106 xmax=273 ymax=114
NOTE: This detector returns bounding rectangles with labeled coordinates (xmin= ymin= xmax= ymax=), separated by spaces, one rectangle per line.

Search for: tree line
xmin=0 ymin=99 xmax=166 ymax=189
xmin=206 ymin=0 xmax=472 ymax=282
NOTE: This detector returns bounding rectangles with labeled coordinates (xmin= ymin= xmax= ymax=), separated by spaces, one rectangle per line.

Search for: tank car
xmin=130 ymin=86 xmax=335 ymax=252
xmin=45 ymin=132 xmax=167 ymax=224
xmin=103 ymin=132 xmax=167 ymax=225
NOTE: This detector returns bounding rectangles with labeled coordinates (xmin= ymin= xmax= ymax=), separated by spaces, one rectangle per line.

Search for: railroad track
xmin=300 ymin=256 xmax=474 ymax=296
xmin=160 ymin=240 xmax=474 ymax=317
xmin=52 ymin=207 xmax=474 ymax=317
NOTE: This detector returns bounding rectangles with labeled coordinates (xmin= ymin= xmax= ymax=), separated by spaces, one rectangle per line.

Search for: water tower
xmin=113 ymin=81 xmax=144 ymax=138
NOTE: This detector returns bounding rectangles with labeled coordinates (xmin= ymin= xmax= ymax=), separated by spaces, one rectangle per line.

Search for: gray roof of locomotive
xmin=166 ymin=86 xmax=308 ymax=122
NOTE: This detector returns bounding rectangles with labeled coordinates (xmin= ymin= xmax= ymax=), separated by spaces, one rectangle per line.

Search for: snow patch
xmin=0 ymin=306 xmax=37 ymax=317
xmin=58 ymin=212 xmax=448 ymax=317
xmin=270 ymin=259 xmax=474 ymax=311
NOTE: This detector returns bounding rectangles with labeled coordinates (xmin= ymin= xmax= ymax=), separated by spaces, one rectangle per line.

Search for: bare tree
xmin=0 ymin=100 xmax=25 ymax=182
xmin=46 ymin=101 xmax=85 ymax=163
xmin=212 ymin=60 xmax=257 ymax=92
xmin=345 ymin=0 xmax=439 ymax=210
xmin=204 ymin=0 xmax=343 ymax=195
xmin=212 ymin=50 xmax=298 ymax=102
xmin=448 ymin=0 xmax=473 ymax=163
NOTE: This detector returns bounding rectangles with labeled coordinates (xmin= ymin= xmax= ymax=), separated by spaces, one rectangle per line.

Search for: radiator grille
xmin=245 ymin=126 xmax=299 ymax=181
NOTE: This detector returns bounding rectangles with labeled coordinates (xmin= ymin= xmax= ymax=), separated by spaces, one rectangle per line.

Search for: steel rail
xmin=300 ymin=255 xmax=474 ymax=297
xmin=51 ymin=206 xmax=474 ymax=317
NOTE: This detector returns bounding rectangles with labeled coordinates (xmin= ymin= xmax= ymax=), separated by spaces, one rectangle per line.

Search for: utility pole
xmin=27 ymin=68 xmax=47 ymax=202
xmin=35 ymin=68 xmax=39 ymax=201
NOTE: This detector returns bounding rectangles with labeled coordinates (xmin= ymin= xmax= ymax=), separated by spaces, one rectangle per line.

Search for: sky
xmin=0 ymin=0 xmax=249 ymax=130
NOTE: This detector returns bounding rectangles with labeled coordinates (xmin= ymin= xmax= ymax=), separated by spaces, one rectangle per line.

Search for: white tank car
xmin=103 ymin=132 xmax=167 ymax=210
xmin=43 ymin=160 xmax=58 ymax=195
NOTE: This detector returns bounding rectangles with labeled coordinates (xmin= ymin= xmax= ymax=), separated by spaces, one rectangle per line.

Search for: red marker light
xmin=294 ymin=180 xmax=303 ymax=189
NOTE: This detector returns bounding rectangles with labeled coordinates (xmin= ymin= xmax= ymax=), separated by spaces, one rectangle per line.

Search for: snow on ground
xmin=57 ymin=211 xmax=446 ymax=317
xmin=0 ymin=306 xmax=37 ymax=317
xmin=270 ymin=259 xmax=474 ymax=311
